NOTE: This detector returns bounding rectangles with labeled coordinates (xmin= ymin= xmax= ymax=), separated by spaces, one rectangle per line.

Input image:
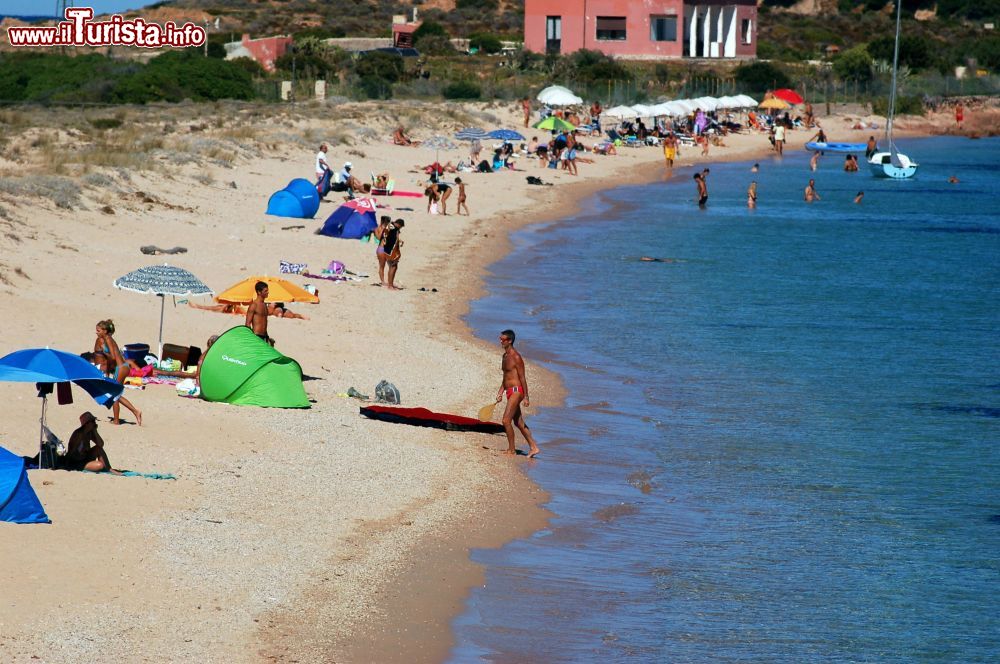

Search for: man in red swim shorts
xmin=496 ymin=329 xmax=541 ymax=458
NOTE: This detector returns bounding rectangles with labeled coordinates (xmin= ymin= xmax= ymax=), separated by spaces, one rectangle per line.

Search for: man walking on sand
xmin=496 ymin=329 xmax=540 ymax=458
xmin=246 ymin=281 xmax=273 ymax=345
xmin=521 ymin=97 xmax=531 ymax=128
xmin=774 ymin=123 xmax=786 ymax=155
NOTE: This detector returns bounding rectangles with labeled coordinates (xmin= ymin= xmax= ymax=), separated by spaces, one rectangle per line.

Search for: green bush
xmin=833 ymin=44 xmax=873 ymax=81
xmin=566 ymin=49 xmax=630 ymax=82
xmin=867 ymin=34 xmax=933 ymax=70
xmin=872 ymin=94 xmax=924 ymax=116
xmin=416 ymin=35 xmax=455 ymax=55
xmin=470 ymin=32 xmax=502 ymax=54
xmin=414 ymin=20 xmax=448 ymax=46
xmin=354 ymin=51 xmax=405 ymax=83
xmin=359 ymin=76 xmax=393 ymax=99
xmin=88 ymin=117 xmax=123 ymax=130
xmin=442 ymin=80 xmax=481 ymax=99
xmin=734 ymin=61 xmax=792 ymax=91
xmin=112 ymin=51 xmax=254 ymax=103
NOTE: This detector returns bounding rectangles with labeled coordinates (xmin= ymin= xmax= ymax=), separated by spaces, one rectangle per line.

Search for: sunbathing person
xmin=189 ymin=301 xmax=246 ymax=315
xmin=393 ymin=126 xmax=419 ymax=146
xmin=374 ymin=172 xmax=391 ymax=190
xmin=271 ymin=303 xmax=309 ymax=320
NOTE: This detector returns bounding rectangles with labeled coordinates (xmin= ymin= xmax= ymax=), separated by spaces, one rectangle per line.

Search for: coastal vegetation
xmin=1 ymin=0 xmax=998 ymax=110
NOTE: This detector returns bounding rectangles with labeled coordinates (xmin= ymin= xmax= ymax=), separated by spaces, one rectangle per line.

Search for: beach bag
xmin=375 ymin=380 xmax=401 ymax=404
xmin=316 ymin=169 xmax=332 ymax=197
xmin=326 ymin=260 xmax=346 ymax=275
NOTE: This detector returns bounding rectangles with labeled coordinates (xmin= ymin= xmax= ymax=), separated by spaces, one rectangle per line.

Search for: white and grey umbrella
xmin=113 ymin=264 xmax=213 ymax=358
xmin=454 ymin=127 xmax=490 ymax=141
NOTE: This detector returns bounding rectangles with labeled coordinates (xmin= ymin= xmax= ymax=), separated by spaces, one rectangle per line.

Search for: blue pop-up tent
xmin=0 ymin=446 xmax=50 ymax=524
xmin=317 ymin=199 xmax=378 ymax=239
xmin=266 ymin=178 xmax=321 ymax=219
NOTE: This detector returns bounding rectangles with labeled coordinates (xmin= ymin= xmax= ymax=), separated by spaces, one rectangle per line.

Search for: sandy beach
xmin=0 ymin=97 xmax=973 ymax=662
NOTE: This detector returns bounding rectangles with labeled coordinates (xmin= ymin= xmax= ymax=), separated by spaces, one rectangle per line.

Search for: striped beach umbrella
xmin=454 ymin=127 xmax=489 ymax=141
xmin=114 ymin=264 xmax=213 ymax=358
xmin=422 ymin=135 xmax=458 ymax=151
xmin=488 ymin=129 xmax=526 ymax=141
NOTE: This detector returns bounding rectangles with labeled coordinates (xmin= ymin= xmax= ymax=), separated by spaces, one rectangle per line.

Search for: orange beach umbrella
xmin=758 ymin=97 xmax=789 ymax=110
xmin=215 ymin=276 xmax=319 ymax=304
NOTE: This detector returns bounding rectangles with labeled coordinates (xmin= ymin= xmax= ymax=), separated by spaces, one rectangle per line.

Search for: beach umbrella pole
xmin=158 ymin=294 xmax=165 ymax=360
xmin=38 ymin=393 xmax=49 ymax=469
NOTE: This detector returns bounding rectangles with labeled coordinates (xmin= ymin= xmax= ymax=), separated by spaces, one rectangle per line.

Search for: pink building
xmin=237 ymin=34 xmax=293 ymax=72
xmin=524 ymin=0 xmax=757 ymax=60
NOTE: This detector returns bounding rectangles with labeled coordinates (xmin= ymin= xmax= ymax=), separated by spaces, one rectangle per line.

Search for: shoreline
xmin=0 ymin=100 xmax=953 ymax=662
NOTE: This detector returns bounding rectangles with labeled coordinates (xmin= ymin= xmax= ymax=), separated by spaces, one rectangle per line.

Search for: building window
xmin=742 ymin=19 xmax=752 ymax=45
xmin=546 ymin=16 xmax=562 ymax=54
xmin=650 ymin=15 xmax=677 ymax=42
xmin=596 ymin=16 xmax=626 ymax=41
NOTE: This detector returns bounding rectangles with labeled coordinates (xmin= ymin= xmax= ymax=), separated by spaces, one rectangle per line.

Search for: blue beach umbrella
xmin=454 ymin=127 xmax=490 ymax=141
xmin=114 ymin=264 xmax=213 ymax=358
xmin=0 ymin=347 xmax=125 ymax=471
xmin=317 ymin=199 xmax=379 ymax=240
xmin=0 ymin=348 xmax=124 ymax=407
xmin=488 ymin=129 xmax=526 ymax=141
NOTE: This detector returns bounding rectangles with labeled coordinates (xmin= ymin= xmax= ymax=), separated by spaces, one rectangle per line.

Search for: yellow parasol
xmin=215 ymin=276 xmax=320 ymax=304
xmin=758 ymin=97 xmax=790 ymax=110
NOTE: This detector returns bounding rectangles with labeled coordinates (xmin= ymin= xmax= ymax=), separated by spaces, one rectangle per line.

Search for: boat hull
xmin=805 ymin=141 xmax=868 ymax=153
xmin=867 ymin=151 xmax=918 ymax=179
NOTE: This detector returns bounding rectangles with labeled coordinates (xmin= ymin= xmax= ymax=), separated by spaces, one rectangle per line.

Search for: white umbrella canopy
xmin=537 ymin=85 xmax=583 ymax=106
xmin=736 ymin=94 xmax=758 ymax=107
xmin=603 ymin=105 xmax=638 ymax=120
xmin=672 ymin=99 xmax=697 ymax=114
xmin=650 ymin=102 xmax=676 ymax=117
xmin=631 ymin=104 xmax=656 ymax=118
xmin=715 ymin=95 xmax=740 ymax=109
xmin=693 ymin=96 xmax=719 ymax=111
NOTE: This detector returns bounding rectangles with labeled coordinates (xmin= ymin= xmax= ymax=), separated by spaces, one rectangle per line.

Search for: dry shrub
xmin=194 ymin=171 xmax=215 ymax=185
xmin=0 ymin=175 xmax=81 ymax=209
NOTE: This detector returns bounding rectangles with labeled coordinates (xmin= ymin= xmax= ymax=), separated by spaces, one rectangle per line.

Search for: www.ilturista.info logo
xmin=7 ymin=7 xmax=206 ymax=48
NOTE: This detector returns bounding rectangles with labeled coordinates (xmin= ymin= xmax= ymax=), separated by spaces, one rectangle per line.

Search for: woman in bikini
xmin=747 ymin=181 xmax=758 ymax=209
xmin=95 ymin=319 xmax=142 ymax=426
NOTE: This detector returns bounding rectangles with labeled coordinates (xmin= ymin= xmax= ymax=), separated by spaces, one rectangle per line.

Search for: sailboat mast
xmin=887 ymin=0 xmax=902 ymax=145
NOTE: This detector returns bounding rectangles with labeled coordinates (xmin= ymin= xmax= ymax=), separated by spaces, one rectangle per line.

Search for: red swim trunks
xmin=504 ymin=385 xmax=522 ymax=399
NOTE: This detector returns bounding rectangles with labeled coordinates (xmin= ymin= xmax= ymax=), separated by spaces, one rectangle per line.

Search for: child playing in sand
xmin=455 ymin=178 xmax=469 ymax=215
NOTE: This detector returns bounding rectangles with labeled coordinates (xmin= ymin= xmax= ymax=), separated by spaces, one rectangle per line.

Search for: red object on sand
xmin=360 ymin=405 xmax=505 ymax=434
xmin=772 ymin=89 xmax=804 ymax=105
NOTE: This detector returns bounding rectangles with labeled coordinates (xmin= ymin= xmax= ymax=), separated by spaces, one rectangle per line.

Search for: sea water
xmin=454 ymin=136 xmax=1000 ymax=663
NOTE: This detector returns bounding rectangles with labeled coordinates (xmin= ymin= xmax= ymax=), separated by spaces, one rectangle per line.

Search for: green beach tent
xmin=199 ymin=326 xmax=309 ymax=408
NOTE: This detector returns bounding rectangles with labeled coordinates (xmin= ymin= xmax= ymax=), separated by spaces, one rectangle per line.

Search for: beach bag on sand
xmin=375 ymin=380 xmax=401 ymax=405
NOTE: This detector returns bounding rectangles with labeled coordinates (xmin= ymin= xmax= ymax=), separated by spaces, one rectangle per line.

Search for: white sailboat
xmin=868 ymin=0 xmax=918 ymax=179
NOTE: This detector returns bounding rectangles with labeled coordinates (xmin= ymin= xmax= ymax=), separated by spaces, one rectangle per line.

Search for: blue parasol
xmin=0 ymin=347 xmax=125 ymax=469
xmin=488 ymin=129 xmax=526 ymax=141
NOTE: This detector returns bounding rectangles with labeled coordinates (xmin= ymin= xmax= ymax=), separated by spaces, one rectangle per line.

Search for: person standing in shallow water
xmin=694 ymin=172 xmax=708 ymax=208
xmin=804 ymin=178 xmax=820 ymax=202
xmin=495 ymin=329 xmax=540 ymax=458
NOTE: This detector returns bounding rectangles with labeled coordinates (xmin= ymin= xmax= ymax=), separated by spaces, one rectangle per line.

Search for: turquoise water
xmin=455 ymin=136 xmax=1000 ymax=662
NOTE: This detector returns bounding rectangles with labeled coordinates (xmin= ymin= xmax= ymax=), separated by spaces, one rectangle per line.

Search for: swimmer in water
xmin=854 ymin=191 xmax=864 ymax=204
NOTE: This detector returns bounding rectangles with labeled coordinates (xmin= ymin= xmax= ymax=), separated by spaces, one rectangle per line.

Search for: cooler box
xmin=123 ymin=343 xmax=150 ymax=362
